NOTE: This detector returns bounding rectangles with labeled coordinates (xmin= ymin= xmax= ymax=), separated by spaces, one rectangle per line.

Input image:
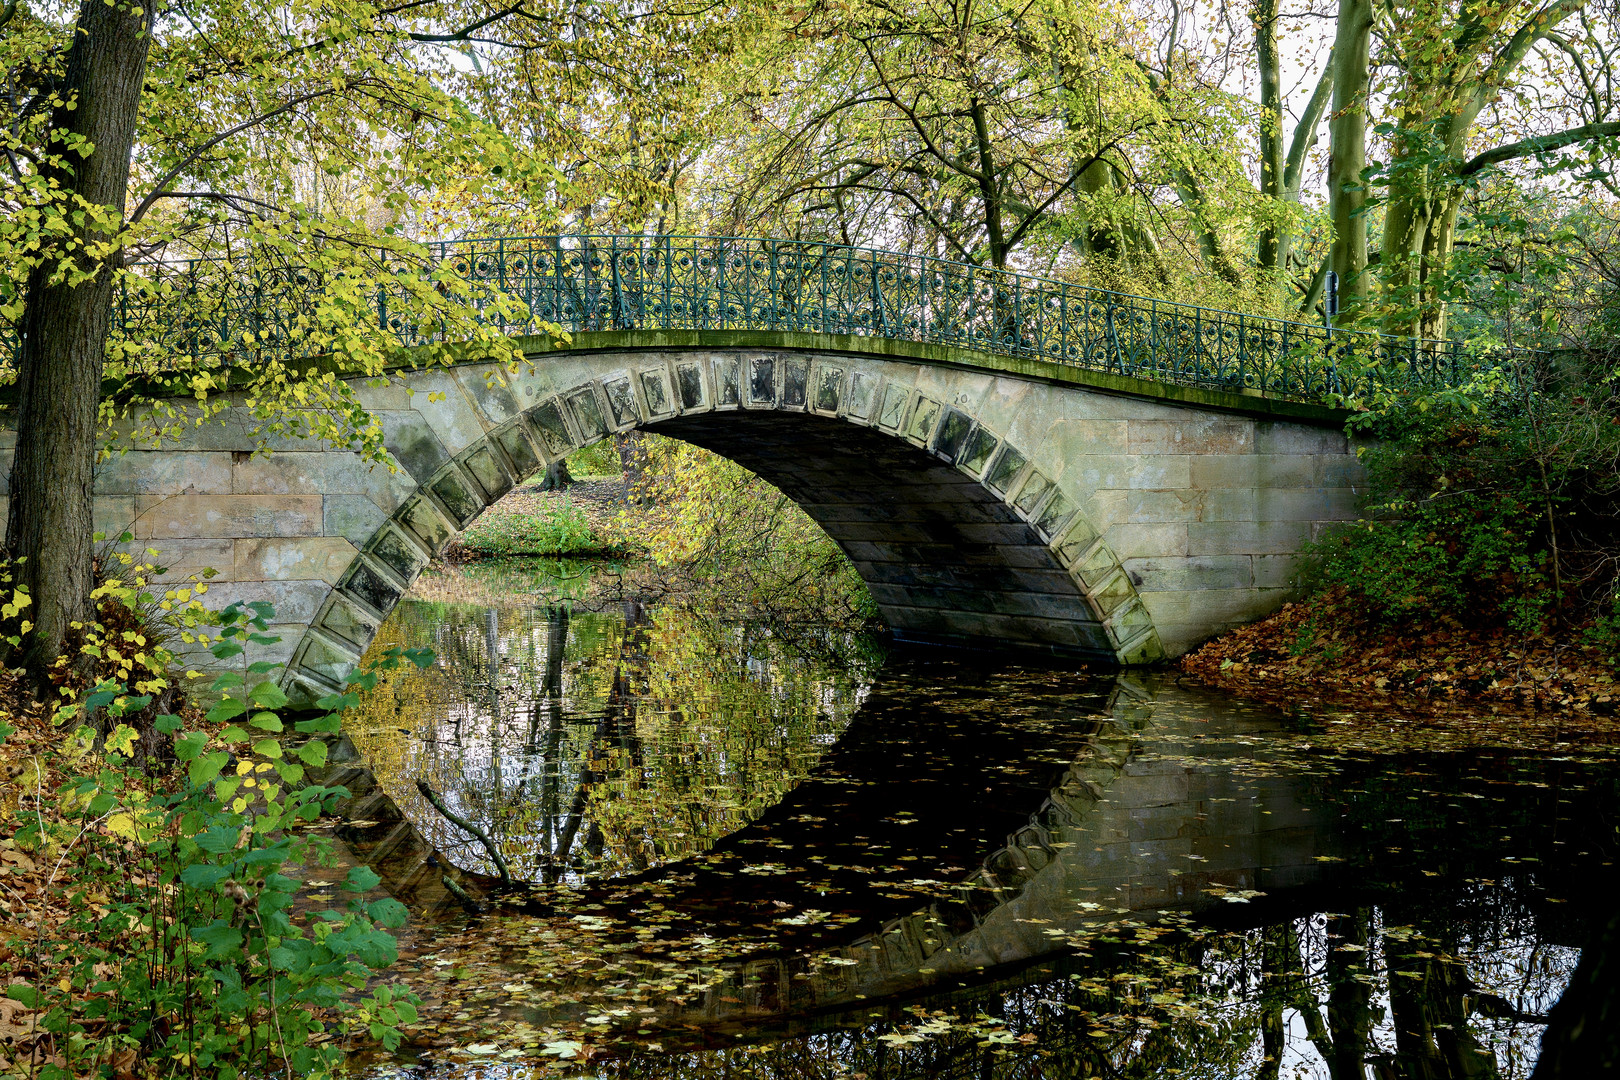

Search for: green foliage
xmin=1308 ymin=491 xmax=1551 ymax=631
xmin=6 ymin=600 xmax=433 ymax=1078
xmin=1583 ymin=590 xmax=1620 ymax=667
xmin=689 ymin=0 xmax=1257 ymax=278
xmin=459 ymin=498 xmax=611 ymax=557
xmin=564 ymin=442 xmax=623 ymax=479
xmin=612 ymin=435 xmax=879 ymax=625
xmin=1306 ymin=393 xmax=1620 ymax=640
xmin=0 ymin=0 xmax=581 ymax=458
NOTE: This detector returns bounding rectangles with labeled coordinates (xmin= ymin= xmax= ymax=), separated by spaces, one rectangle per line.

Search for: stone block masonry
xmin=0 ymin=335 xmax=1361 ymax=700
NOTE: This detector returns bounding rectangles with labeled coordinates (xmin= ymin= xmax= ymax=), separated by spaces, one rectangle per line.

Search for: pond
xmin=330 ymin=559 xmax=1620 ymax=1078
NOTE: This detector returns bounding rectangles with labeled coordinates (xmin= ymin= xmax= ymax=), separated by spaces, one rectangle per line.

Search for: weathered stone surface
xmin=200 ymin=579 xmax=334 ymax=624
xmin=118 ymin=538 xmax=235 ymax=578
xmin=93 ymin=497 xmax=138 ymax=538
xmin=1255 ymin=421 xmax=1348 ymax=456
xmin=323 ymin=494 xmax=389 ymax=540
xmin=368 ymin=524 xmax=429 ymax=585
xmin=135 ymin=495 xmax=323 ymax=539
xmin=493 ymin=422 xmax=543 ymax=480
xmin=395 ymin=495 xmax=455 ymax=555
xmin=1127 ymin=417 xmax=1253 ymax=456
xmin=96 ymin=452 xmax=233 ymax=495
xmin=234 ymin=537 xmax=357 ymax=584
xmin=30 ymin=341 xmax=1363 ymax=690
xmin=314 ymin=594 xmax=381 ymax=652
xmin=231 ymin=453 xmax=412 ymax=508
xmin=454 ymin=366 xmax=523 ymax=426
xmin=1104 ymin=523 xmax=1190 ymax=559
xmin=378 ymin=413 xmax=453 ymax=482
xmin=407 ymin=369 xmax=491 ymax=453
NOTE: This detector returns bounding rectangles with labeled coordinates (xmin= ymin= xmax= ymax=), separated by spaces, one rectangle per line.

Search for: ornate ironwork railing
xmin=42 ymin=235 xmax=1519 ymax=403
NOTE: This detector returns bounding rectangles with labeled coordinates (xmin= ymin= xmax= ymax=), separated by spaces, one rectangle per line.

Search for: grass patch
xmin=458 ymin=497 xmax=619 ymax=556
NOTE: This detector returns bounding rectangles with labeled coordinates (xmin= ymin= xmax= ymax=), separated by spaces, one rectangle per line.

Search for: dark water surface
xmin=337 ymin=564 xmax=1620 ymax=1078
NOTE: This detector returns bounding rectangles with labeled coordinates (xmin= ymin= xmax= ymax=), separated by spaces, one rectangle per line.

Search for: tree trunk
xmin=1534 ymin=905 xmax=1620 ymax=1077
xmin=7 ymin=0 xmax=156 ymax=672
xmin=615 ymin=431 xmax=645 ymax=501
xmin=537 ymin=458 xmax=573 ymax=491
xmin=1255 ymin=0 xmax=1287 ymax=274
xmin=1325 ymin=909 xmax=1374 ymax=1080
xmin=1327 ymin=0 xmax=1373 ymax=317
xmin=1381 ymin=185 xmax=1462 ymax=341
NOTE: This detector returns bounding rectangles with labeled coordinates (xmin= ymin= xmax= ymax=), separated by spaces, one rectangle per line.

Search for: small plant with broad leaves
xmin=0 ymin=599 xmax=433 ymax=1079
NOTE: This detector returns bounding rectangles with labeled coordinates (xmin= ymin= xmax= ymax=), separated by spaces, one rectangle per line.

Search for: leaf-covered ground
xmin=1180 ymin=588 xmax=1620 ymax=732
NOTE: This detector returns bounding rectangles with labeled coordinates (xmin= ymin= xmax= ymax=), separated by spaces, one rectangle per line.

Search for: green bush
xmin=1308 ymin=492 xmax=1551 ymax=630
xmin=2 ymin=600 xmax=430 ymax=1078
xmin=563 ymin=440 xmax=622 ymax=478
xmin=458 ymin=498 xmax=608 ymax=556
xmin=1306 ymin=397 xmax=1620 ymax=638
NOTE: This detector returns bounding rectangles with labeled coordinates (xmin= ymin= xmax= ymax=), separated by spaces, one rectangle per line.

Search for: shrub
xmin=1305 ymin=394 xmax=1620 ymax=638
xmin=563 ymin=440 xmax=622 ymax=478
xmin=0 ymin=596 xmax=429 ymax=1078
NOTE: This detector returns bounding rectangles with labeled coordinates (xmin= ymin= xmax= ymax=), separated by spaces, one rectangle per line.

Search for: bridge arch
xmin=286 ymin=346 xmax=1162 ymax=703
xmin=33 ymin=328 xmax=1361 ymax=702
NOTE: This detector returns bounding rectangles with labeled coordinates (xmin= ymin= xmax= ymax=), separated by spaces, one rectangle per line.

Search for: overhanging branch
xmin=1460 ymin=121 xmax=1620 ymax=177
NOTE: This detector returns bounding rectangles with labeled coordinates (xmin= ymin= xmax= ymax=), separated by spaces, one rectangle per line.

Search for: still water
xmin=336 ymin=560 xmax=1619 ymax=1079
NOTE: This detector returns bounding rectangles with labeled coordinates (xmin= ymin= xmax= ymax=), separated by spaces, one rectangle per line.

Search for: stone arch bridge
xmin=1 ymin=328 xmax=1360 ymax=702
xmin=0 ymin=236 xmax=1440 ymax=700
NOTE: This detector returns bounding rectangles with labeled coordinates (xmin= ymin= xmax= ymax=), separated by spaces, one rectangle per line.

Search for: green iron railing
xmin=41 ymin=234 xmax=1515 ymax=402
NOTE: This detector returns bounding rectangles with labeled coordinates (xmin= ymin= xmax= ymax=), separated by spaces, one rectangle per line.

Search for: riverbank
xmin=447 ymin=477 xmax=631 ymax=559
xmin=439 ymin=464 xmax=880 ymax=628
xmin=1179 ymin=588 xmax=1620 ymax=721
xmin=0 ymin=601 xmax=424 ymax=1076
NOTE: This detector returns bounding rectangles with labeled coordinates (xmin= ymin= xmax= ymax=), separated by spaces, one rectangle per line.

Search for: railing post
xmin=1194 ymin=305 xmax=1202 ymax=377
xmin=522 ymin=238 xmax=534 ymax=333
xmin=1059 ymin=282 xmax=1069 ymax=365
xmin=1237 ymin=313 xmax=1247 ymax=388
xmin=1150 ymin=297 xmax=1158 ymax=374
xmin=553 ymin=235 xmax=565 ymax=334
xmin=661 ymin=234 xmax=672 ymax=331
xmin=767 ymin=238 xmax=777 ymax=332
xmin=959 ymin=262 xmax=972 ymax=346
xmin=610 ymin=236 xmax=624 ymax=330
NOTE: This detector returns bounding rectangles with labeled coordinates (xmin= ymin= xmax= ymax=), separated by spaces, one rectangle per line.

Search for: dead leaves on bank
xmin=1180 ymin=591 xmax=1620 ymax=745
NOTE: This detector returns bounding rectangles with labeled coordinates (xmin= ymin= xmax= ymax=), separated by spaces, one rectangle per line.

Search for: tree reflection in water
xmin=344 ymin=568 xmax=1617 ymax=1079
xmin=348 ymin=587 xmax=882 ymax=884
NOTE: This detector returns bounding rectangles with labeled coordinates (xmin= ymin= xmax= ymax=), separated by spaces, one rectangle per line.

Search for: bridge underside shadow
xmin=651 ymin=412 xmax=1111 ymax=657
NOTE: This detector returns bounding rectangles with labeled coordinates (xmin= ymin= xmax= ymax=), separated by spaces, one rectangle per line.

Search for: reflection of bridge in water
xmin=313 ymin=662 xmax=1616 ymax=1055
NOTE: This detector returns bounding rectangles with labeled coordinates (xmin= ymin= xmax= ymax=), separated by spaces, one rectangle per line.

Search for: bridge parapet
xmin=44 ymin=235 xmax=1509 ymax=407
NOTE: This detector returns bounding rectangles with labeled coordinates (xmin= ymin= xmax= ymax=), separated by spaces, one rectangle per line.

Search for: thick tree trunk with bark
xmin=537 ymin=458 xmax=573 ymax=491
xmin=1254 ymin=0 xmax=1287 ymax=274
xmin=1327 ymin=0 xmax=1373 ymax=317
xmin=7 ymin=0 xmax=155 ymax=671
xmin=1533 ymin=904 xmax=1620 ymax=1077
